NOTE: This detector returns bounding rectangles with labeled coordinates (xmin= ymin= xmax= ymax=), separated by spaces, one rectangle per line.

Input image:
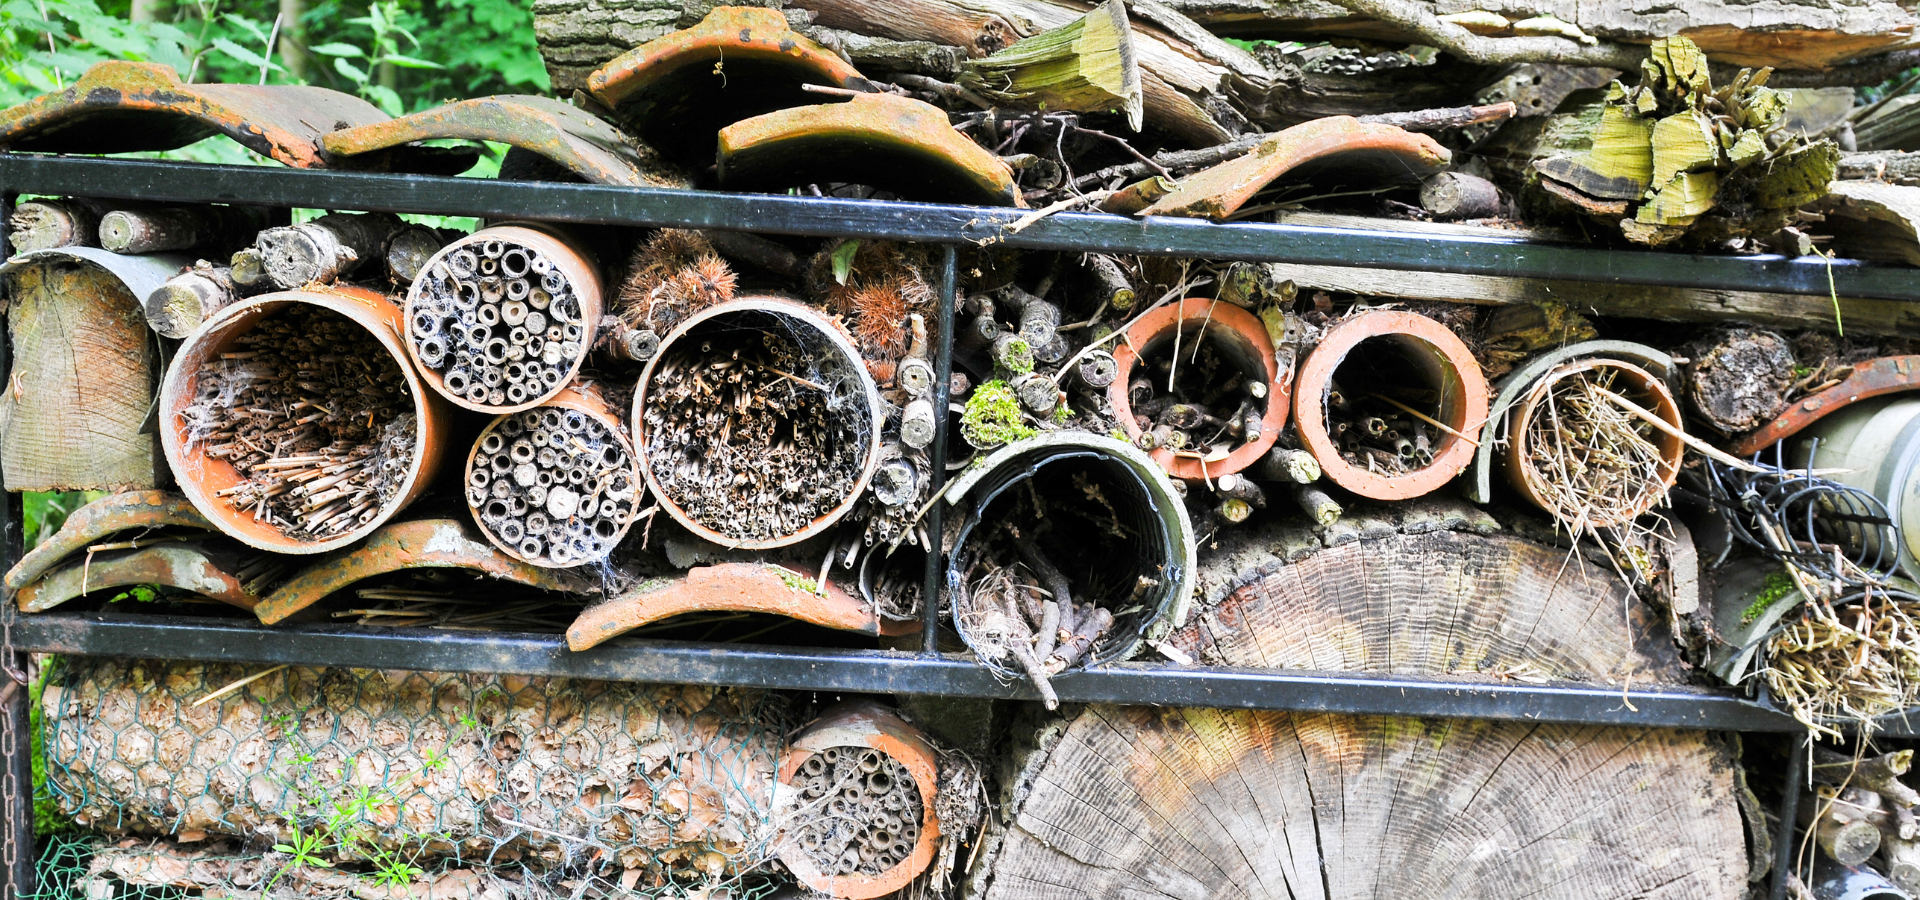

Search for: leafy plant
xmin=307 ymin=0 xmax=436 ymax=114
xmin=269 ymin=822 xmax=333 ymax=889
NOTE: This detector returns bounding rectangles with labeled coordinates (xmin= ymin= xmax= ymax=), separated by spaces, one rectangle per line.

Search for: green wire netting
xmin=35 ymin=656 xmax=798 ymax=899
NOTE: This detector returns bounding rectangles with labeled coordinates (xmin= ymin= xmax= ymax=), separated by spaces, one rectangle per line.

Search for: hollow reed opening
xmin=1324 ymin=334 xmax=1463 ymax=476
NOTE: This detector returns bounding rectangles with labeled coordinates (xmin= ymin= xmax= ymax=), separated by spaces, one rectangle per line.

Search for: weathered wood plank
xmin=0 ymin=257 xmax=163 ymax=491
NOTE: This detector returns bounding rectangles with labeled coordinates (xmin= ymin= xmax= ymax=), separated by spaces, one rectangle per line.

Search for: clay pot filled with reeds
xmin=160 ymin=287 xmax=458 ymax=554
xmin=1504 ymin=358 xmax=1686 ymax=530
xmin=464 ymin=383 xmax=644 ymax=567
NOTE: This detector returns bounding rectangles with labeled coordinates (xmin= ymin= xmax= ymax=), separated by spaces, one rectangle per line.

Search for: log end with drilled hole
xmin=321 ymin=94 xmax=689 ymax=188
xmin=633 ymin=296 xmax=884 ymax=550
xmin=975 ymin=528 xmax=1736 ymax=900
xmin=464 ymin=383 xmax=644 ymax=568
xmin=1501 ymin=358 xmax=1685 ymax=529
xmin=0 ymin=60 xmax=390 ymax=167
xmin=159 ymin=288 xmax=459 ymax=556
xmin=0 ymin=248 xmax=191 ymax=494
xmin=586 ymin=6 xmax=869 ymax=166
xmin=1293 ymin=309 xmax=1490 ymax=501
xmin=405 ymin=223 xmax=604 ymax=414
xmin=17 ymin=542 xmax=259 ymax=613
xmin=718 ymin=93 xmax=1024 ymax=207
xmin=1106 ymin=297 xmax=1290 ymax=481
xmin=253 ymin=518 xmax=596 ymax=625
xmin=1138 ymin=117 xmax=1451 ymax=221
xmin=566 ymin=562 xmax=916 ymax=651
xmin=3 ymin=491 xmax=211 ymax=591
xmin=776 ymin=701 xmax=942 ymax=899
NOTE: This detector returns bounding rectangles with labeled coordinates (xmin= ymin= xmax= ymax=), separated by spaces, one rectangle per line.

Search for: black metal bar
xmin=4 ymin=154 xmax=1918 ymax=302
xmin=0 ymin=187 xmax=34 ymax=900
xmin=1773 ymin=733 xmax=1807 ymax=900
xmin=922 ymin=246 xmax=958 ymax=655
xmin=9 ymin=611 xmax=1802 ymax=731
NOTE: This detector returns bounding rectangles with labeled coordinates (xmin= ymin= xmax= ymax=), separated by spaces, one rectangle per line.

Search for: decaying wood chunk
xmin=0 ymin=256 xmax=164 ymax=491
xmin=9 ymin=198 xmax=102 ymax=253
xmin=972 ymin=530 xmax=1741 ymax=900
xmin=1681 ymin=328 xmax=1796 ymax=436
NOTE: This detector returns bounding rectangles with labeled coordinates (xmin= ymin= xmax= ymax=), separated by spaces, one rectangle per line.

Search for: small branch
xmin=194 ymin=664 xmax=288 ymax=708
xmin=1315 ymin=0 xmax=1643 ymax=68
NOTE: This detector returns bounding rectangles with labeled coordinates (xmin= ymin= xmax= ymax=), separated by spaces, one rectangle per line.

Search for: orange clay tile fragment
xmin=588 ymin=6 xmax=870 ymax=165
xmin=1139 ymin=116 xmax=1452 ymax=221
xmin=567 ymin=562 xmax=916 ymax=651
xmin=719 ymin=93 xmax=1025 ymax=207
xmin=323 ymin=95 xmax=688 ymax=187
xmin=0 ymin=60 xmax=389 ymax=168
xmin=17 ymin=542 xmax=258 ymax=613
xmin=4 ymin=491 xmax=210 ymax=591
xmin=253 ymin=519 xmax=594 ymax=625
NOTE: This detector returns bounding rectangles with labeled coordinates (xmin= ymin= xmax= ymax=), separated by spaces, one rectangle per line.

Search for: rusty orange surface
xmin=4 ymin=491 xmax=210 ymax=591
xmin=323 ymin=94 xmax=687 ymax=187
xmin=1107 ymin=298 xmax=1291 ymax=481
xmin=1139 ymin=116 xmax=1451 ymax=221
xmin=0 ymin=61 xmax=389 ymax=168
xmin=587 ymin=6 xmax=870 ymax=166
xmin=1729 ymin=355 xmax=1920 ymax=456
xmin=567 ymin=561 xmax=914 ymax=651
xmin=775 ymin=701 xmax=942 ymax=899
xmin=1293 ymin=309 xmax=1489 ymax=501
xmin=253 ymin=518 xmax=594 ymax=625
xmin=17 ymin=542 xmax=258 ymax=613
xmin=718 ymin=92 xmax=1024 ymax=207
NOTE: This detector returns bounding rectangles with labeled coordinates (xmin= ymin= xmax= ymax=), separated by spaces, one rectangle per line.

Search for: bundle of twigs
xmin=1765 ymin=587 xmax=1920 ymax=737
xmin=956 ymin=535 xmax=1114 ymax=710
xmin=181 ymin=305 xmax=417 ymax=541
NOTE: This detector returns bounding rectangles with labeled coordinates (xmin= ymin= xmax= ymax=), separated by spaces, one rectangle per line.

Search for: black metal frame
xmin=0 ymin=151 xmax=1890 ymax=899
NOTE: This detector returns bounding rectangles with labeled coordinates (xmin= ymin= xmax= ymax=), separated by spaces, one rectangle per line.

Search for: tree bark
xmin=971 ymin=529 xmax=1744 ymax=900
xmin=1152 ymin=0 xmax=1919 ymax=72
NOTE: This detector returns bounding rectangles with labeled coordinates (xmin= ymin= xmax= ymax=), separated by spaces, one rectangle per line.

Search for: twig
xmin=1591 ymin=388 xmax=1768 ymax=472
xmin=1368 ymin=393 xmax=1479 ymax=446
xmin=193 ymin=664 xmax=287 ymax=707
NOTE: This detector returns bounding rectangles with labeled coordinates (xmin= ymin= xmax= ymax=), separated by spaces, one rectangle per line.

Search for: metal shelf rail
xmin=0 ymin=152 xmax=1898 ymax=898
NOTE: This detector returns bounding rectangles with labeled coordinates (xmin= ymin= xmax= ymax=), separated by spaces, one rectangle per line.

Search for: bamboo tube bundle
xmin=465 ymin=385 xmax=644 ymax=567
xmin=782 ymin=745 xmax=923 ymax=879
xmin=407 ymin=224 xmax=603 ymax=413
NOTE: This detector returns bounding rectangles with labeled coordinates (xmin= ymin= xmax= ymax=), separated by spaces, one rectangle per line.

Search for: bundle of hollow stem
xmin=1518 ymin=368 xmax=1669 ymax=531
xmin=1764 ymin=586 xmax=1920 ymax=738
xmin=181 ymin=306 xmax=417 ymax=541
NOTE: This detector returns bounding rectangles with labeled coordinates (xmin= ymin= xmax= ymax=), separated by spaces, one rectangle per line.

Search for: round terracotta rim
xmin=632 ymin=295 xmax=883 ymax=550
xmin=775 ymin=705 xmax=941 ymax=899
xmin=159 ymin=286 xmax=454 ymax=555
xmin=463 ymin=382 xmax=645 ymax=568
xmin=1105 ymin=298 xmax=1291 ymax=481
xmin=1293 ymin=309 xmax=1490 ymax=501
xmin=403 ymin=223 xmax=603 ymax=414
xmin=1504 ymin=357 xmax=1685 ymax=528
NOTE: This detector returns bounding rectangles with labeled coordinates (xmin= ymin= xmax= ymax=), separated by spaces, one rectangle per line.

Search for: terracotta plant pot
xmin=632 ymin=296 xmax=883 ymax=549
xmin=159 ymin=286 xmax=457 ymax=554
xmin=775 ymin=702 xmax=942 ymax=899
xmin=1106 ymin=297 xmax=1292 ymax=481
xmin=405 ymin=223 xmax=603 ymax=414
xmin=1293 ymin=309 xmax=1489 ymax=501
xmin=1502 ymin=358 xmax=1685 ymax=529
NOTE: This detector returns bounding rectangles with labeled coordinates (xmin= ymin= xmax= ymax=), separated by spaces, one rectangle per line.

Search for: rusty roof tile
xmin=1139 ymin=116 xmax=1452 ymax=221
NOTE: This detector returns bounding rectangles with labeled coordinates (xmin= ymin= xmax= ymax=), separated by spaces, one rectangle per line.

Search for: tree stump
xmin=972 ymin=531 xmax=1745 ymax=900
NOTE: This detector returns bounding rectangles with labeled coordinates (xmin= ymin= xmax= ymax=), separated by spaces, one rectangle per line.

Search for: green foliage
xmin=31 ymin=659 xmax=74 ymax=838
xmin=0 ymin=0 xmax=546 ymax=116
xmin=21 ymin=490 xmax=99 ymax=546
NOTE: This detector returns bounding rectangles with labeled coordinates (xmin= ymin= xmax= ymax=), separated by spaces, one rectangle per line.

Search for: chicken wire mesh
xmin=35 ymin=656 xmax=797 ymax=899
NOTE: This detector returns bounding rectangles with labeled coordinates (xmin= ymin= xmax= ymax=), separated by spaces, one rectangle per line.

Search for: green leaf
xmin=333 ymin=55 xmax=368 ymax=83
xmin=830 ymin=239 xmax=860 ymax=286
xmin=307 ymin=42 xmax=363 ymax=57
xmin=273 ymin=844 xmax=295 ymax=853
xmin=365 ymin=84 xmax=403 ymax=116
xmin=221 ymin=12 xmax=269 ymax=44
xmin=210 ymin=37 xmax=282 ymax=73
xmin=383 ymin=53 xmax=442 ymax=69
